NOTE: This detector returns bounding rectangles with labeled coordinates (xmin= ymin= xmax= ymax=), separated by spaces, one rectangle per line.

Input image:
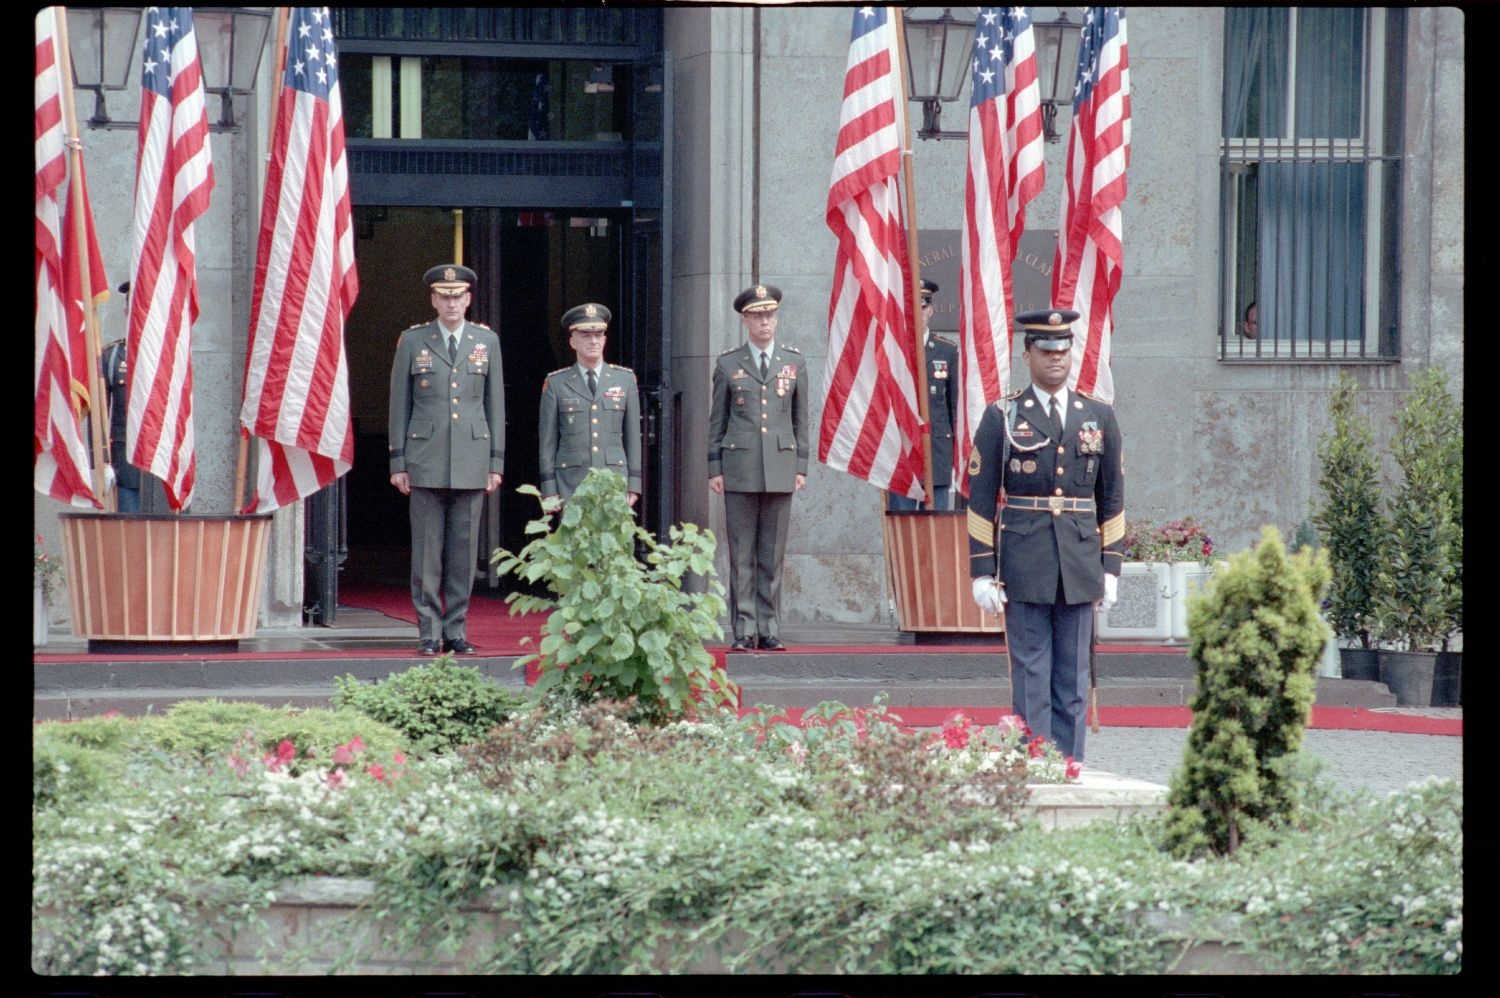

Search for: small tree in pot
xmin=1313 ymin=373 xmax=1384 ymax=679
xmin=1372 ymin=367 xmax=1461 ymax=705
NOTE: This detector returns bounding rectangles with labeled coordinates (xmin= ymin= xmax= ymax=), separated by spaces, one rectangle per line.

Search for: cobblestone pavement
xmin=1085 ymin=710 xmax=1463 ymax=796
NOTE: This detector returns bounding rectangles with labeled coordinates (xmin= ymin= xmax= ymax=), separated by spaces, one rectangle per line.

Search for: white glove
xmin=1099 ymin=573 xmax=1119 ymax=612
xmin=971 ymin=577 xmax=1006 ymax=614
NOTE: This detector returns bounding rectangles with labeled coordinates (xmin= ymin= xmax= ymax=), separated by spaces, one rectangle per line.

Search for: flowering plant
xmin=929 ymin=712 xmax=1081 ymax=783
xmin=1122 ymin=517 xmax=1215 ymax=565
xmin=35 ymin=535 xmax=62 ymax=603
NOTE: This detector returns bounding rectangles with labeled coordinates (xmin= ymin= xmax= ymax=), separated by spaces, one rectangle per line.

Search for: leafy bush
xmin=493 ymin=470 xmax=736 ymax=724
xmin=142 ymin=699 xmax=409 ymax=769
xmin=1314 ymin=373 xmax=1384 ymax=647
xmin=332 ymin=657 xmax=530 ymax=753
xmin=1122 ymin=517 xmax=1215 ymax=564
xmin=32 ymin=702 xmax=1460 ymax=976
xmin=1373 ymin=367 xmax=1461 ymax=652
xmin=1165 ymin=526 xmax=1330 ymax=858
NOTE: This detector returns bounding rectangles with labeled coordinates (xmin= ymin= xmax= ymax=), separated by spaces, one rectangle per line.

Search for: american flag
xmin=1052 ymin=6 xmax=1130 ymax=403
xmin=241 ymin=6 xmax=359 ymax=513
xmin=34 ymin=7 xmax=100 ymax=508
xmin=819 ymin=6 xmax=924 ymax=500
xmin=126 ymin=6 xmax=214 ymax=510
xmin=955 ymin=6 xmax=1045 ymax=493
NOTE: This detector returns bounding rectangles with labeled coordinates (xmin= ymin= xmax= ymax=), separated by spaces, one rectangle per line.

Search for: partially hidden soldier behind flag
xmin=966 ymin=308 xmax=1125 ymax=762
xmin=538 ymin=302 xmax=642 ymax=506
xmin=888 ymin=278 xmax=960 ymax=512
xmin=100 ymin=281 xmax=142 ymax=512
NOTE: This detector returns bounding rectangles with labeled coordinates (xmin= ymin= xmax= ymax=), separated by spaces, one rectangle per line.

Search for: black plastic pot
xmin=1338 ymin=647 xmax=1380 ymax=682
xmin=1431 ymin=651 xmax=1462 ymax=707
xmin=1379 ymin=650 xmax=1438 ymax=707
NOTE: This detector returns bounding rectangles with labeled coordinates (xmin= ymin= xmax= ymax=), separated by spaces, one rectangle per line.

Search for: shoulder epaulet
xmin=1078 ymin=390 xmax=1111 ymax=405
xmin=781 ymin=343 xmax=802 ymax=354
xmin=405 ymin=321 xmax=427 ymax=330
xmin=469 ymin=321 xmax=493 ymax=331
xmin=1001 ymin=388 xmax=1026 ymax=401
xmin=607 ymin=362 xmax=631 ymax=371
xmin=547 ymin=367 xmax=570 ymax=377
xmin=719 ymin=346 xmax=741 ymax=357
xmin=932 ymin=334 xmax=958 ymax=347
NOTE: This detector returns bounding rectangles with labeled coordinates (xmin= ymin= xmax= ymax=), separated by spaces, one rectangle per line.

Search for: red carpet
xmin=339 ymin=578 xmax=549 ymax=654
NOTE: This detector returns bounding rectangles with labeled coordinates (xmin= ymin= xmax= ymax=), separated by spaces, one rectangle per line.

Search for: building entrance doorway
xmin=327 ymin=204 xmax=644 ymax=614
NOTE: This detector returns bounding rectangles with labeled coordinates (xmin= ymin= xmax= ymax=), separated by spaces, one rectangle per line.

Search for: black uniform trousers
xmin=1004 ymin=594 xmax=1093 ymax=761
xmin=408 ymin=486 xmax=485 ymax=644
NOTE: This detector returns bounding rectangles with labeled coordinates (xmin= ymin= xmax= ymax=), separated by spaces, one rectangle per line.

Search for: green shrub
xmin=1314 ymin=373 xmax=1384 ymax=648
xmin=33 ymin=731 xmax=124 ymax=814
xmin=333 ymin=657 xmax=529 ymax=753
xmin=493 ymin=470 xmax=736 ymax=724
xmin=1165 ymin=526 xmax=1330 ymax=858
xmin=143 ymin=699 xmax=409 ymax=770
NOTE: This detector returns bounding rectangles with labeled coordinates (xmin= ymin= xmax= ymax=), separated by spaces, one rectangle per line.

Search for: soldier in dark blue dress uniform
xmin=966 ymin=309 xmax=1125 ymax=761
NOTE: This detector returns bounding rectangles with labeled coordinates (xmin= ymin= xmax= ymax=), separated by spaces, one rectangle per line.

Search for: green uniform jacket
xmin=965 ymin=386 xmax=1125 ymax=604
xmin=538 ymin=363 xmax=642 ymax=498
xmin=707 ymin=342 xmax=809 ymax=493
xmin=388 ymin=320 xmax=505 ymax=488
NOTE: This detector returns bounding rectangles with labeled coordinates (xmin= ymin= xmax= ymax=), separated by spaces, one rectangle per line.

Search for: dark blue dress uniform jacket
xmin=965 ymin=387 xmax=1124 ymax=605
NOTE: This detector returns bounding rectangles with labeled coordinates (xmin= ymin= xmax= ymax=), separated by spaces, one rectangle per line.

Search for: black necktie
xmin=1049 ymin=396 xmax=1061 ymax=434
xmin=447 ymin=334 xmax=458 ymax=364
xmin=586 ymin=369 xmax=597 ymax=397
xmin=759 ymin=352 xmax=769 ymax=380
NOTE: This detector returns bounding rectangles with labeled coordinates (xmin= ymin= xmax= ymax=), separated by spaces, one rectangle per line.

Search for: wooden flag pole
xmin=54 ymin=10 xmax=114 ymax=511
xmin=234 ymin=6 xmax=292 ymax=512
xmin=890 ymin=9 xmax=936 ymax=506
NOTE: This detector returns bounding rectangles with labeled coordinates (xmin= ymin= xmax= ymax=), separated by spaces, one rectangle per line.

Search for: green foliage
xmin=332 ymin=657 xmax=530 ymax=753
xmin=1165 ymin=527 xmax=1330 ymax=858
xmin=1122 ymin=517 xmax=1215 ymax=564
xmin=142 ymin=699 xmax=409 ymax=768
xmin=1314 ymin=373 xmax=1384 ymax=647
xmin=1372 ymin=368 xmax=1461 ymax=652
xmin=1287 ymin=516 xmax=1319 ymax=554
xmin=32 ymin=701 xmax=1461 ymax=976
xmin=493 ymin=470 xmax=736 ymax=723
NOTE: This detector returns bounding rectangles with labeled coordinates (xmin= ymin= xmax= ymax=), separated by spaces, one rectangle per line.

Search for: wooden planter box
xmin=883 ymin=511 xmax=1002 ymax=634
xmin=59 ymin=513 xmax=272 ymax=646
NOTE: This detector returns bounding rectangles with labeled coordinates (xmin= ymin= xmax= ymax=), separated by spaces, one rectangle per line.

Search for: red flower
xmin=365 ymin=763 xmax=386 ymax=782
xmin=264 ymin=739 xmax=296 ymax=771
xmin=1065 ymin=757 xmax=1082 ymax=780
xmin=1027 ymin=736 xmax=1047 ymax=759
xmin=325 ymin=768 xmax=345 ymax=789
xmin=101 ymin=710 xmax=121 ymax=719
xmin=943 ymin=724 xmax=971 ymax=750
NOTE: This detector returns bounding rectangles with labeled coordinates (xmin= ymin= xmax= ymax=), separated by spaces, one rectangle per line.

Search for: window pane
xmin=1295 ymin=8 xmax=1365 ymax=139
xmin=1224 ymin=7 xmax=1288 ymax=139
xmin=1255 ymin=163 xmax=1366 ymax=344
xmin=342 ymin=54 xmax=373 ymax=139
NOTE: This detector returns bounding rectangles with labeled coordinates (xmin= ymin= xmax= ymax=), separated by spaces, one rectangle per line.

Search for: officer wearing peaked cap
xmin=966 ymin=307 xmax=1125 ymax=762
xmin=709 ymin=284 xmax=809 ymax=652
xmin=388 ymin=263 xmax=505 ymax=658
xmin=539 ymin=303 xmax=642 ymax=505
xmin=889 ymin=278 xmax=960 ymax=512
xmin=100 ymin=280 xmax=142 ymax=512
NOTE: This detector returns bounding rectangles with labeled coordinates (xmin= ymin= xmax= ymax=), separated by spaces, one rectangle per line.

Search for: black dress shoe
xmin=418 ymin=639 xmax=442 ymax=657
xmin=444 ymin=638 xmax=478 ymax=655
xmin=758 ymin=636 xmax=787 ymax=651
xmin=730 ymin=637 xmax=755 ymax=652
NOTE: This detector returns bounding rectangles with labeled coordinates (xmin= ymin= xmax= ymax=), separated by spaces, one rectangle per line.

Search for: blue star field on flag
xmin=285 ymin=7 xmax=339 ymax=98
xmin=970 ymin=7 xmax=1033 ymax=106
xmin=1073 ymin=7 xmax=1125 ymax=107
xmin=141 ymin=7 xmax=193 ymax=97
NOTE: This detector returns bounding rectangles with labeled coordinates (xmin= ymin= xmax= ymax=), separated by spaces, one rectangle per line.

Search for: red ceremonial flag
xmin=1052 ymin=6 xmax=1130 ymax=403
xmin=62 ymin=162 xmax=110 ymax=415
xmin=126 ymin=6 xmax=214 ymax=511
xmin=34 ymin=6 xmax=98 ymax=508
xmin=241 ymin=6 xmax=359 ymax=513
xmin=955 ymin=6 xmax=1045 ymax=495
xmin=820 ymin=6 xmax=924 ymax=500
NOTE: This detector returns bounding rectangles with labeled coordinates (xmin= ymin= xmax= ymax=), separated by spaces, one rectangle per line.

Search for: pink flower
xmin=264 ymin=738 xmax=296 ymax=771
xmin=365 ymin=763 xmax=386 ymax=782
xmin=1065 ymin=757 xmax=1082 ymax=780
xmin=228 ymin=753 xmax=249 ymax=777
xmin=101 ymin=710 xmax=121 ymax=719
xmin=943 ymin=724 xmax=971 ymax=750
xmin=325 ymin=768 xmax=345 ymax=789
xmin=1027 ymin=736 xmax=1047 ymax=759
xmin=996 ymin=713 xmax=1028 ymax=738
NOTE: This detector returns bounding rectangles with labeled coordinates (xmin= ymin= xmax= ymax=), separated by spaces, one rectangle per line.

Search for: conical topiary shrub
xmin=1164 ymin=527 xmax=1330 ymax=858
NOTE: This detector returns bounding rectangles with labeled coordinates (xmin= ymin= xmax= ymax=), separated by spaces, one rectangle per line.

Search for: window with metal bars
xmin=1219 ymin=8 xmax=1404 ymax=361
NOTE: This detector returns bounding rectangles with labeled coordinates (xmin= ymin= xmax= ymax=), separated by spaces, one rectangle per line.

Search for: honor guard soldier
xmin=388 ymin=264 xmax=505 ymax=657
xmin=966 ymin=308 xmax=1124 ymax=762
xmin=708 ymin=284 xmax=809 ymax=652
xmin=539 ymin=303 xmax=642 ymax=506
xmin=101 ymin=281 xmax=142 ymax=512
xmin=889 ymin=279 xmax=960 ymax=511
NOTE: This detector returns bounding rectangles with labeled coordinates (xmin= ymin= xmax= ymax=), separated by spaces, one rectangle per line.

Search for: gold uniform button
xmin=451 ymin=382 xmax=458 ymax=389
xmin=1056 ymin=467 xmax=1065 ymax=475
xmin=592 ymin=445 xmax=599 ymax=452
xmin=592 ymin=418 xmax=599 ymax=424
xmin=1057 ymin=446 xmax=1066 ymax=455
xmin=761 ymin=413 xmax=768 ymax=420
xmin=761 ymin=427 xmax=768 ymax=433
xmin=1054 ymin=487 xmax=1064 ymax=496
xmin=592 ymin=431 xmax=599 ymax=438
xmin=451 ymin=413 xmax=459 ymax=420
xmin=592 ymin=404 xmax=598 ymax=411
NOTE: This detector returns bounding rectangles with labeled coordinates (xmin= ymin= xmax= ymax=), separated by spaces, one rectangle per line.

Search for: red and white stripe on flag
xmin=955 ymin=6 xmax=1045 ymax=495
xmin=241 ymin=7 xmax=359 ymax=513
xmin=126 ymin=6 xmax=214 ymax=511
xmin=1052 ymin=6 xmax=1130 ymax=404
xmin=819 ymin=6 xmax=924 ymax=500
xmin=34 ymin=7 xmax=99 ymax=508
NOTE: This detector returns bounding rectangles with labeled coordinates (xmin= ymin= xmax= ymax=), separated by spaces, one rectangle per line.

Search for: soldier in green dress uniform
xmin=387 ymin=264 xmax=505 ymax=657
